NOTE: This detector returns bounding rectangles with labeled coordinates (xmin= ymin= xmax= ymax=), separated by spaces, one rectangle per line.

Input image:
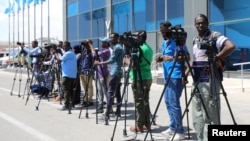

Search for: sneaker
xmin=59 ymin=105 xmax=68 ymax=111
xmin=169 ymin=133 xmax=185 ymax=141
xmin=161 ymin=128 xmax=175 ymax=135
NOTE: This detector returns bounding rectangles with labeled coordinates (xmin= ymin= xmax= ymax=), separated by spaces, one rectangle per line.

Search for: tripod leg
xmin=10 ymin=68 xmax=18 ymax=96
xmin=18 ymin=68 xmax=23 ymax=97
xmin=78 ymin=74 xmax=90 ymax=118
xmin=219 ymin=82 xmax=237 ymax=125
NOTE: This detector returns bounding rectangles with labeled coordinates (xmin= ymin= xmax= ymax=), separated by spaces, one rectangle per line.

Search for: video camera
xmin=198 ymin=39 xmax=217 ymax=50
xmin=17 ymin=42 xmax=22 ymax=45
xmin=80 ymin=39 xmax=92 ymax=52
xmin=168 ymin=24 xmax=187 ymax=40
xmin=119 ymin=31 xmax=143 ymax=48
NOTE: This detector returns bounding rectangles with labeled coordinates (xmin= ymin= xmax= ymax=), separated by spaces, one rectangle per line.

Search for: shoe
xmin=130 ymin=126 xmax=144 ymax=133
xmin=97 ymin=109 xmax=104 ymax=113
xmin=169 ymin=133 xmax=185 ymax=141
xmin=142 ymin=125 xmax=149 ymax=131
xmin=54 ymin=96 xmax=61 ymax=102
xmin=161 ymin=128 xmax=175 ymax=135
xmin=104 ymin=116 xmax=109 ymax=125
xmin=59 ymin=105 xmax=68 ymax=111
xmin=84 ymin=102 xmax=94 ymax=107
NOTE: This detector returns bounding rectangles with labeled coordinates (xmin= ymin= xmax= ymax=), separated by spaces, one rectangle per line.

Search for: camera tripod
xmin=24 ymin=64 xmax=37 ymax=105
xmin=53 ymin=62 xmax=64 ymax=105
xmin=10 ymin=63 xmax=25 ymax=98
xmin=94 ymin=60 xmax=109 ymax=124
xmin=189 ymin=49 xmax=237 ymax=124
xmin=24 ymin=62 xmax=51 ymax=108
xmin=35 ymin=64 xmax=55 ymax=111
xmin=110 ymin=49 xmax=154 ymax=141
xmin=78 ymin=69 xmax=94 ymax=118
xmin=144 ymin=44 xmax=192 ymax=141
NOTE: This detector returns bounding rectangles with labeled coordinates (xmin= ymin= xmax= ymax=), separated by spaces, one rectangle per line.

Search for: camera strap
xmin=139 ymin=46 xmax=151 ymax=66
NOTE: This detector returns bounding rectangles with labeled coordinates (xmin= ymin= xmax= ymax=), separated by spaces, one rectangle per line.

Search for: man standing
xmin=94 ymin=33 xmax=125 ymax=125
xmin=80 ymin=40 xmax=94 ymax=107
xmin=189 ymin=14 xmax=235 ymax=141
xmin=21 ymin=40 xmax=41 ymax=69
xmin=90 ymin=37 xmax=111 ymax=113
xmin=55 ymin=41 xmax=77 ymax=111
xmin=155 ymin=21 xmax=189 ymax=141
xmin=126 ymin=30 xmax=153 ymax=133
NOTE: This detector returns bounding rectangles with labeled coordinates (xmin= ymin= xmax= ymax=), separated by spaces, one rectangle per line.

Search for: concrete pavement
xmin=1 ymin=67 xmax=250 ymax=141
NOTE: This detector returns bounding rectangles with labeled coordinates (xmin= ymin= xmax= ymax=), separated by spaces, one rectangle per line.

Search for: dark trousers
xmin=105 ymin=75 xmax=122 ymax=117
xmin=73 ymin=74 xmax=81 ymax=105
xmin=61 ymin=77 xmax=75 ymax=106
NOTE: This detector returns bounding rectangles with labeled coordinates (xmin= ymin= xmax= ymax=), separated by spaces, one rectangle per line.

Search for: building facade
xmin=64 ymin=0 xmax=250 ymax=70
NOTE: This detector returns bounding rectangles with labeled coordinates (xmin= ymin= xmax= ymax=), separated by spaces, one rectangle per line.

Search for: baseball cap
xmin=99 ymin=37 xmax=110 ymax=43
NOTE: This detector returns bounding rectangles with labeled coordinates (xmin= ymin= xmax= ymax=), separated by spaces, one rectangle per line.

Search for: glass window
xmin=211 ymin=20 xmax=250 ymax=69
xmin=92 ymin=8 xmax=106 ymax=38
xmin=211 ymin=20 xmax=250 ymax=49
xmin=112 ymin=0 xmax=128 ymax=4
xmin=113 ymin=2 xmax=131 ymax=34
xmin=92 ymin=0 xmax=106 ymax=10
xmin=67 ymin=1 xmax=78 ymax=17
xmin=133 ymin=0 xmax=146 ymax=31
xmin=79 ymin=0 xmax=91 ymax=14
xmin=156 ymin=0 xmax=165 ymax=29
xmin=70 ymin=41 xmax=80 ymax=47
xmin=167 ymin=0 xmax=184 ymax=26
xmin=67 ymin=0 xmax=77 ymax=3
xmin=79 ymin=13 xmax=91 ymax=39
xmin=146 ymin=0 xmax=155 ymax=31
xmin=67 ymin=16 xmax=78 ymax=41
xmin=210 ymin=0 xmax=250 ymax=23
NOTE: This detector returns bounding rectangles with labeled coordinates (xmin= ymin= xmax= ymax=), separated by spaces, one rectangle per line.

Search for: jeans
xmin=105 ymin=75 xmax=121 ymax=117
xmin=96 ymin=75 xmax=110 ymax=109
xmin=164 ymin=78 xmax=184 ymax=134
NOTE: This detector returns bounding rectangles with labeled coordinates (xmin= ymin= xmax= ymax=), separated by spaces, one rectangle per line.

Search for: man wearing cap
xmin=90 ymin=37 xmax=111 ymax=113
xmin=94 ymin=33 xmax=125 ymax=125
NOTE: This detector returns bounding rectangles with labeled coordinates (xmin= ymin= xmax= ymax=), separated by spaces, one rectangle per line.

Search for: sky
xmin=0 ymin=0 xmax=63 ymax=42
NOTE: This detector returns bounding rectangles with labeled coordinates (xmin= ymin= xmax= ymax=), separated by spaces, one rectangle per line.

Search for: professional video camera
xmin=81 ymin=40 xmax=89 ymax=47
xmin=17 ymin=42 xmax=22 ymax=45
xmin=119 ymin=31 xmax=143 ymax=48
xmin=166 ymin=24 xmax=187 ymax=46
xmin=80 ymin=39 xmax=92 ymax=51
xmin=198 ymin=39 xmax=217 ymax=50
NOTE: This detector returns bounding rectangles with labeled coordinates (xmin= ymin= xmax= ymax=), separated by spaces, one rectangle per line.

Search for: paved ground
xmin=1 ymin=67 xmax=250 ymax=141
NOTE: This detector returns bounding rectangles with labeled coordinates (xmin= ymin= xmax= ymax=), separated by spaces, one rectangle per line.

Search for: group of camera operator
xmin=15 ymin=13 xmax=236 ymax=141
xmin=154 ymin=14 xmax=235 ymax=141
